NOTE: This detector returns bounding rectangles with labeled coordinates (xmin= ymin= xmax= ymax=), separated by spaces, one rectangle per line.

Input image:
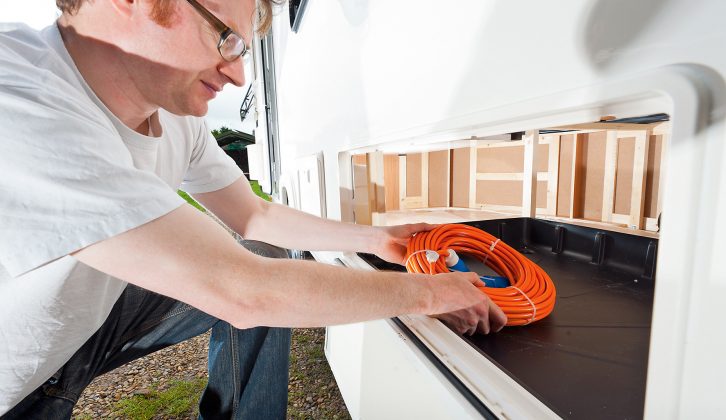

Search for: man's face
xmin=127 ymin=0 xmax=256 ymax=117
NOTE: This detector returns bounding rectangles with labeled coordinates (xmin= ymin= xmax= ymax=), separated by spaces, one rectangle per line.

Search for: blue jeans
xmin=2 ymin=241 xmax=292 ymax=420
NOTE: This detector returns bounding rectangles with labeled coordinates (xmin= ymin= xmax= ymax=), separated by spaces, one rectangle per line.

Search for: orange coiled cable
xmin=405 ymin=224 xmax=556 ymax=326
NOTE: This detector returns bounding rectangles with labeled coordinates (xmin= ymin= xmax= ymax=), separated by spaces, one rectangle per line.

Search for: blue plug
xmin=446 ymin=250 xmax=510 ymax=288
xmin=445 ymin=250 xmax=471 ymax=272
xmin=480 ymin=275 xmax=510 ymax=288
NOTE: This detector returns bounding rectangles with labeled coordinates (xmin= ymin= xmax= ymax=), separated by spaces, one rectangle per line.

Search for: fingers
xmin=394 ymin=223 xmax=438 ymax=242
xmin=434 ymin=304 xmax=504 ymax=336
xmin=470 ymin=274 xmax=486 ymax=288
xmin=489 ymin=300 xmax=507 ymax=332
xmin=475 ymin=319 xmax=490 ymax=335
xmin=409 ymin=222 xmax=437 ymax=233
xmin=473 ymin=303 xmax=491 ymax=335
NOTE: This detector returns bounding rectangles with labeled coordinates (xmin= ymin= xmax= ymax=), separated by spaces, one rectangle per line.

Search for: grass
xmin=177 ymin=190 xmax=206 ymax=212
xmin=108 ymin=330 xmax=347 ymax=419
xmin=249 ymin=180 xmax=272 ymax=201
xmin=113 ymin=378 xmax=207 ymax=420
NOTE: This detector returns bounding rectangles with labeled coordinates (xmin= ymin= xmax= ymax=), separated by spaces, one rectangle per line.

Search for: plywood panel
xmin=557 ymin=135 xmax=574 ymax=217
xmin=614 ymin=137 xmax=636 ymax=215
xmin=451 ymin=148 xmax=473 ymax=207
xmin=477 ymin=146 xmax=524 ymax=173
xmin=581 ymin=131 xmax=606 ymax=221
xmin=476 ymin=180 xmax=523 ymax=207
xmin=644 ymin=134 xmax=662 ymax=218
xmin=536 ymin=180 xmax=547 ymax=208
xmin=535 ymin=142 xmax=549 ymax=172
xmin=352 ymin=162 xmax=370 ymax=225
xmin=352 ymin=154 xmax=367 ymax=165
xmin=428 ymin=150 xmax=450 ymax=208
xmin=406 ymin=153 xmax=422 ymax=197
xmin=383 ymin=154 xmax=400 ymax=211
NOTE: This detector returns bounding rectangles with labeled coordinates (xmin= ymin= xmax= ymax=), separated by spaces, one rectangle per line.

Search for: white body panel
xmin=261 ymin=2 xmax=726 ymax=418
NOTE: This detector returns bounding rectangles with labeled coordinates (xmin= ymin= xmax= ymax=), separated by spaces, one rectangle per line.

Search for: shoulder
xmin=0 ymin=23 xmax=63 ymax=73
xmin=0 ymin=23 xmax=115 ymax=137
xmin=0 ymin=22 xmax=46 ymax=50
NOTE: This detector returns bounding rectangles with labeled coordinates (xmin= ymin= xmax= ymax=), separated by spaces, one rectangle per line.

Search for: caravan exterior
xmin=247 ymin=1 xmax=726 ymax=419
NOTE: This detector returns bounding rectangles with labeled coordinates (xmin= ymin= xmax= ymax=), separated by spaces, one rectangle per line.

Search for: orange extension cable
xmin=405 ymin=224 xmax=556 ymax=326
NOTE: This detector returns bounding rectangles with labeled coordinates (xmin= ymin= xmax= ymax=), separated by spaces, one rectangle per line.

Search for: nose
xmin=219 ymin=56 xmax=245 ymax=88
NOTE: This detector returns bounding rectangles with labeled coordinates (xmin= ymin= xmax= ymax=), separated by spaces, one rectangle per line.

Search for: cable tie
xmin=511 ymin=286 xmax=537 ymax=325
xmin=482 ymin=239 xmax=500 ymax=266
xmin=490 ymin=239 xmax=500 ymax=252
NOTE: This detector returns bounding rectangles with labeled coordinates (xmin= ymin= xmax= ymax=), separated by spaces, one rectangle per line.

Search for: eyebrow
xmin=187 ymin=0 xmax=228 ymax=33
xmin=186 ymin=0 xmax=249 ymax=47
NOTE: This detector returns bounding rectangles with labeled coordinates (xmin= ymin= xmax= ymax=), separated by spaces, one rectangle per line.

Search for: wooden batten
xmin=468 ymin=146 xmax=477 ymax=208
xmin=398 ymin=155 xmax=406 ymax=203
xmin=366 ymin=151 xmax=385 ymax=222
xmin=545 ymin=135 xmax=560 ymax=216
xmin=383 ymin=154 xmax=400 ymax=211
xmin=548 ymin=121 xmax=666 ymax=132
xmin=656 ymin=131 xmax=669 ymax=220
xmin=601 ymin=130 xmax=619 ymax=223
xmin=522 ymin=130 xmax=540 ymax=218
xmin=569 ymin=133 xmax=586 ymax=219
xmin=421 ymin=152 xmax=429 ymax=208
xmin=629 ymin=131 xmax=651 ymax=229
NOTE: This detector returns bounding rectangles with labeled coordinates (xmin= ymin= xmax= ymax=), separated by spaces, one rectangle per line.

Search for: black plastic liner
xmin=359 ymin=217 xmax=656 ymax=419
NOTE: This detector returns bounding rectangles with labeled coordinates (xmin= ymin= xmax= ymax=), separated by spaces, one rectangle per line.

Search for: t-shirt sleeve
xmin=179 ymin=119 xmax=244 ymax=194
xmin=0 ymin=53 xmax=184 ymax=278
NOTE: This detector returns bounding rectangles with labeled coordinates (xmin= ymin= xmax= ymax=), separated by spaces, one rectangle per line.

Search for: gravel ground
xmin=72 ymin=328 xmax=350 ymax=419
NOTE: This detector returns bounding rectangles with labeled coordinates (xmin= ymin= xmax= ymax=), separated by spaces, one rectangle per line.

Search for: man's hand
xmin=424 ymin=271 xmax=507 ymax=335
xmin=434 ymin=296 xmax=507 ymax=336
xmin=372 ymin=223 xmax=437 ymax=265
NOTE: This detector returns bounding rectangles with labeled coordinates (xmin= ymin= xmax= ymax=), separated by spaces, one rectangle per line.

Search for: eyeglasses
xmin=185 ymin=0 xmax=248 ymax=62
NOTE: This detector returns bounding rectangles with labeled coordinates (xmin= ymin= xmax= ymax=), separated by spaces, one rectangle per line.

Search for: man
xmin=0 ymin=0 xmax=506 ymax=418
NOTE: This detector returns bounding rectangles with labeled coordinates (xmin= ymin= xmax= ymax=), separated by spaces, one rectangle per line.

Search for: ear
xmin=108 ymin=0 xmax=139 ymax=20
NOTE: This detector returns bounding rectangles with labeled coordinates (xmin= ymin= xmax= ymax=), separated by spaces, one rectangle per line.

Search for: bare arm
xmin=191 ymin=177 xmax=419 ymax=263
xmin=191 ymin=177 xmax=507 ymax=334
xmin=72 ymin=204 xmax=496 ymax=329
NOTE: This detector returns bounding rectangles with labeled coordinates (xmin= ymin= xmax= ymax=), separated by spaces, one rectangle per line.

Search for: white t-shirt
xmin=0 ymin=22 xmax=243 ymax=413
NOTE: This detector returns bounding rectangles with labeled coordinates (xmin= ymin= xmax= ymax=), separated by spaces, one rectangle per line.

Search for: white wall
xmin=271 ymin=0 xmax=726 ymax=220
xmin=269 ymin=2 xmax=726 ymax=418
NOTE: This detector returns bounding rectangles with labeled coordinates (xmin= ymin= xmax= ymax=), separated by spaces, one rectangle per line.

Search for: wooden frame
xmin=398 ymin=152 xmax=429 ymax=209
xmin=366 ymin=151 xmax=385 ymax=225
xmin=545 ymin=134 xmax=561 ymax=217
xmin=601 ymin=130 xmax=619 ymax=223
xmin=522 ymin=130 xmax=540 ymax=218
xmin=351 ymin=120 xmax=668 ymax=234
xmin=569 ymin=133 xmax=585 ymax=218
xmin=603 ymin=129 xmax=654 ymax=230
